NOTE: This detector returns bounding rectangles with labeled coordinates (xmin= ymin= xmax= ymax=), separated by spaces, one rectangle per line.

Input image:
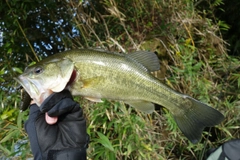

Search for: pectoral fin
xmin=125 ymin=100 xmax=155 ymax=113
xmin=78 ymin=77 xmax=104 ymax=102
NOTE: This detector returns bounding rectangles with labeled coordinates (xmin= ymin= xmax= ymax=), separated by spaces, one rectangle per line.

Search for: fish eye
xmin=34 ymin=67 xmax=43 ymax=74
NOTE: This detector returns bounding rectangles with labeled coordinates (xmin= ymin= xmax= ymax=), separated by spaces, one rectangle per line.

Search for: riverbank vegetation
xmin=1 ymin=0 xmax=240 ymax=159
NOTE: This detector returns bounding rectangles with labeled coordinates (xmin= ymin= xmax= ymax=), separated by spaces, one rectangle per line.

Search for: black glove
xmin=24 ymin=90 xmax=89 ymax=160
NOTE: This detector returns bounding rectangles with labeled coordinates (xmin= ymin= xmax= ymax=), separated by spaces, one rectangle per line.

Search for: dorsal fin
xmin=126 ymin=51 xmax=160 ymax=72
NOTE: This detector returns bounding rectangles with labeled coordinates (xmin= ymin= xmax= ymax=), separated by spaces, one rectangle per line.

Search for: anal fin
xmin=85 ymin=96 xmax=103 ymax=102
xmin=124 ymin=100 xmax=155 ymax=114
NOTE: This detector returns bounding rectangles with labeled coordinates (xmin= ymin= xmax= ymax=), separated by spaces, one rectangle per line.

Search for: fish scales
xmin=76 ymin=52 xmax=175 ymax=109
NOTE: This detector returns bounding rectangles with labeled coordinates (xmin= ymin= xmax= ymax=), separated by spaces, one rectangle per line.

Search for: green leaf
xmin=1 ymin=109 xmax=15 ymax=120
xmin=17 ymin=111 xmax=22 ymax=129
xmin=0 ymin=68 xmax=5 ymax=75
xmin=96 ymin=132 xmax=115 ymax=152
xmin=12 ymin=67 xmax=23 ymax=74
xmin=0 ymin=130 xmax=19 ymax=143
xmin=28 ymin=61 xmax=36 ymax=67
xmin=0 ymin=144 xmax=11 ymax=155
xmin=7 ymin=48 xmax=12 ymax=54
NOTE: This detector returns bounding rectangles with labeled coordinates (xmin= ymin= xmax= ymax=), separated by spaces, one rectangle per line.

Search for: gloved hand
xmin=24 ymin=90 xmax=89 ymax=160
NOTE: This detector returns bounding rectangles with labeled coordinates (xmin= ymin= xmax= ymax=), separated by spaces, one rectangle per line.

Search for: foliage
xmin=211 ymin=0 xmax=240 ymax=55
xmin=1 ymin=0 xmax=240 ymax=159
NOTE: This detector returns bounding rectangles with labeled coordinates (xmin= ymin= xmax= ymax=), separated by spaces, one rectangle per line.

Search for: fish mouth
xmin=14 ymin=76 xmax=44 ymax=105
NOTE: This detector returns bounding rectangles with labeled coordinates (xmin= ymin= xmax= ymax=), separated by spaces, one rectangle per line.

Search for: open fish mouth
xmin=14 ymin=69 xmax=76 ymax=107
xmin=14 ymin=76 xmax=44 ymax=105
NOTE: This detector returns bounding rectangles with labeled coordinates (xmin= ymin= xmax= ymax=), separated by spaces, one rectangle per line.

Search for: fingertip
xmin=45 ymin=112 xmax=58 ymax=125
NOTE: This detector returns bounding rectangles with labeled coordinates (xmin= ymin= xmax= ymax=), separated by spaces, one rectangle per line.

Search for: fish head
xmin=14 ymin=58 xmax=75 ymax=106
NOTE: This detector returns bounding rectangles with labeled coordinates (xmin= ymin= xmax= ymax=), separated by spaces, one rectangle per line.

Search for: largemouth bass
xmin=14 ymin=49 xmax=224 ymax=143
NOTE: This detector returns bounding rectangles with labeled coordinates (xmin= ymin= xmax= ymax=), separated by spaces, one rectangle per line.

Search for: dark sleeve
xmin=24 ymin=104 xmax=44 ymax=159
xmin=25 ymin=90 xmax=89 ymax=160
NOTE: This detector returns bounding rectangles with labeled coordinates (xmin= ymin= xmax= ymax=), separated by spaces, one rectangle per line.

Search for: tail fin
xmin=173 ymin=96 xmax=224 ymax=143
